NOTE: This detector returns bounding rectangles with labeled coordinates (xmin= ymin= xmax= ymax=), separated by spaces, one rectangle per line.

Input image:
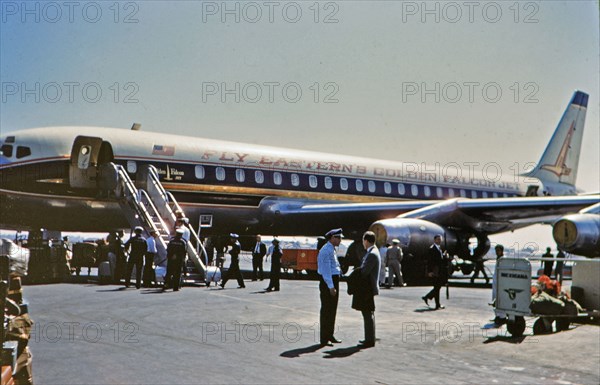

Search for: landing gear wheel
xmin=507 ymin=316 xmax=525 ymax=337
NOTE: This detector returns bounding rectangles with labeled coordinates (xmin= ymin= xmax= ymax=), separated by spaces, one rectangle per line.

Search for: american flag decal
xmin=152 ymin=145 xmax=175 ymax=156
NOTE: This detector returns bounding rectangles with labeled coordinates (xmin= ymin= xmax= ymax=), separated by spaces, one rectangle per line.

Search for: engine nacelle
xmin=553 ymin=214 xmax=600 ymax=258
xmin=369 ymin=218 xmax=458 ymax=256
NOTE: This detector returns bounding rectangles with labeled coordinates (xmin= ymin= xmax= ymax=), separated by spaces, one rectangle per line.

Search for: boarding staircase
xmin=114 ymin=164 xmax=207 ymax=284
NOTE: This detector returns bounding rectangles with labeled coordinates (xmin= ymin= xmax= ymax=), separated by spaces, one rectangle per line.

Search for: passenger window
xmin=126 ymin=160 xmax=137 ymax=174
xmin=195 ymin=165 xmax=205 ymax=179
xmin=16 ymin=146 xmax=31 ymax=159
xmin=340 ymin=178 xmax=348 ymax=191
xmin=482 ymin=191 xmax=488 ymax=198
xmin=448 ymin=188 xmax=455 ymax=198
xmin=216 ymin=167 xmax=226 ymax=181
xmin=356 ymin=180 xmax=363 ymax=192
xmin=291 ymin=174 xmax=300 ymax=187
xmin=424 ymin=186 xmax=431 ymax=197
xmin=411 ymin=185 xmax=418 ymax=197
xmin=1 ymin=144 xmax=13 ymax=158
xmin=274 ymin=172 xmax=282 ymax=185
xmin=493 ymin=192 xmax=498 ymax=198
xmin=398 ymin=183 xmax=405 ymax=195
xmin=325 ymin=177 xmax=333 ymax=189
xmin=436 ymin=187 xmax=443 ymax=198
xmin=368 ymin=181 xmax=376 ymax=193
xmin=236 ymin=169 xmax=245 ymax=182
xmin=471 ymin=190 xmax=477 ymax=198
xmin=309 ymin=175 xmax=318 ymax=188
xmin=255 ymin=170 xmax=264 ymax=184
xmin=384 ymin=182 xmax=391 ymax=194
xmin=460 ymin=189 xmax=466 ymax=197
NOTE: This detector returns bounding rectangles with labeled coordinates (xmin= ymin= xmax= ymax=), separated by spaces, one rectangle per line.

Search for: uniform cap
xmin=272 ymin=238 xmax=280 ymax=243
xmin=134 ymin=226 xmax=143 ymax=232
xmin=325 ymin=228 xmax=344 ymax=239
xmin=183 ymin=217 xmax=189 ymax=224
xmin=175 ymin=228 xmax=185 ymax=235
xmin=230 ymin=233 xmax=239 ymax=239
xmin=392 ymin=239 xmax=400 ymax=244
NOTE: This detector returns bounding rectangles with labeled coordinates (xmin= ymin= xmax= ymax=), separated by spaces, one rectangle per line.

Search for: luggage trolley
xmin=495 ymin=257 xmax=594 ymax=337
xmin=495 ymin=257 xmax=532 ymax=337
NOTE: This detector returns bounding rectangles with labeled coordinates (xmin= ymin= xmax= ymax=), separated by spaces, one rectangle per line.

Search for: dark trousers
xmin=114 ymin=253 xmax=127 ymax=284
xmin=252 ymin=255 xmax=264 ymax=280
xmin=425 ymin=284 xmax=442 ymax=307
xmin=125 ymin=254 xmax=143 ymax=288
xmin=143 ymin=253 xmax=155 ymax=287
xmin=362 ymin=310 xmax=375 ymax=343
xmin=266 ymin=258 xmax=281 ymax=290
xmin=222 ymin=262 xmax=245 ymax=288
xmin=319 ymin=275 xmax=339 ymax=344
xmin=165 ymin=258 xmax=183 ymax=291
xmin=471 ymin=261 xmax=488 ymax=282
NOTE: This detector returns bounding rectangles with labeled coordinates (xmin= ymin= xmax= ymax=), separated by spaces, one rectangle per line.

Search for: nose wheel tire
xmin=506 ymin=316 xmax=526 ymax=337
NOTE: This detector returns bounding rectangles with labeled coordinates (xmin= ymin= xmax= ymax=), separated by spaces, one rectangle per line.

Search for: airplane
xmin=0 ymin=90 xmax=598 ymax=267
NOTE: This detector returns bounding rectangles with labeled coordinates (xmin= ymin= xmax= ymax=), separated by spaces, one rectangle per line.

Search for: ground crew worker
xmin=124 ymin=227 xmax=147 ymax=289
xmin=542 ymin=247 xmax=554 ymax=277
xmin=265 ymin=238 xmax=282 ymax=291
xmin=110 ymin=231 xmax=126 ymax=284
xmin=144 ymin=229 xmax=159 ymax=287
xmin=470 ymin=253 xmax=489 ymax=284
xmin=164 ymin=228 xmax=187 ymax=292
xmin=220 ymin=233 xmax=245 ymax=289
xmin=386 ymin=239 xmax=406 ymax=287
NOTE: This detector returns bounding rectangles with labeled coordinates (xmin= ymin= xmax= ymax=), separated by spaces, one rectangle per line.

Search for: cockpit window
xmin=16 ymin=146 xmax=31 ymax=159
xmin=5 ymin=136 xmax=15 ymax=143
xmin=1 ymin=144 xmax=13 ymax=158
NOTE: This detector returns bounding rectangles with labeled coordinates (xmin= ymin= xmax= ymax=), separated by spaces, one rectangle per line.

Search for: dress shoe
xmin=422 ymin=296 xmax=429 ymax=306
xmin=329 ymin=337 xmax=342 ymax=344
xmin=320 ymin=341 xmax=333 ymax=347
xmin=435 ymin=305 xmax=445 ymax=310
xmin=219 ymin=283 xmax=225 ymax=289
xmin=238 ymin=285 xmax=246 ymax=289
xmin=358 ymin=340 xmax=375 ymax=348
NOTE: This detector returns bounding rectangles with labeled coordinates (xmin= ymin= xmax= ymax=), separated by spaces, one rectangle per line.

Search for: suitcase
xmin=205 ymin=266 xmax=222 ymax=286
xmin=98 ymin=261 xmax=111 ymax=284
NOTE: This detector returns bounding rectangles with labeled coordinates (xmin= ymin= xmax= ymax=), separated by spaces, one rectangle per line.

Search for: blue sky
xmin=1 ymin=1 xmax=599 ymax=247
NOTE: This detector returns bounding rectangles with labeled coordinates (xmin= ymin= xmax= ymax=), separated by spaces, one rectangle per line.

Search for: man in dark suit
xmin=422 ymin=234 xmax=449 ymax=310
xmin=352 ymin=231 xmax=381 ymax=348
xmin=251 ymin=235 xmax=267 ymax=281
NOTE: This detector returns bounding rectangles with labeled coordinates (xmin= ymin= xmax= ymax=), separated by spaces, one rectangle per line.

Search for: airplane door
xmin=70 ymin=136 xmax=103 ymax=189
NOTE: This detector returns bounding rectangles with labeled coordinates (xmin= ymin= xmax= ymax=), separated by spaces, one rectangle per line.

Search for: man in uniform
xmin=164 ymin=228 xmax=187 ymax=292
xmin=124 ymin=226 xmax=147 ymax=289
xmin=386 ymin=239 xmax=406 ymax=287
xmin=144 ymin=229 xmax=159 ymax=287
xmin=422 ymin=234 xmax=449 ymax=310
xmin=251 ymin=235 xmax=267 ymax=281
xmin=317 ymin=228 xmax=343 ymax=347
xmin=492 ymin=244 xmax=506 ymax=325
xmin=542 ymin=247 xmax=554 ymax=277
xmin=220 ymin=233 xmax=245 ymax=289
xmin=265 ymin=238 xmax=282 ymax=291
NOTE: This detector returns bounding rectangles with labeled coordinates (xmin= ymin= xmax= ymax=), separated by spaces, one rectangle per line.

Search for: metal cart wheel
xmin=555 ymin=318 xmax=571 ymax=332
xmin=507 ymin=316 xmax=526 ymax=337
xmin=533 ymin=318 xmax=552 ymax=335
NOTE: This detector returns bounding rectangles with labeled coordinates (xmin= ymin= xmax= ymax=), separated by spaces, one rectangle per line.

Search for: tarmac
xmin=22 ymin=273 xmax=600 ymax=385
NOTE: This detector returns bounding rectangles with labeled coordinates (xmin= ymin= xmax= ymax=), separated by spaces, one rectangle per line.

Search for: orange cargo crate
xmin=282 ymin=249 xmax=318 ymax=272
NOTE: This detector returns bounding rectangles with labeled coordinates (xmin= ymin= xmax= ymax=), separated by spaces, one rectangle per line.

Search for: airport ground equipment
xmin=495 ymin=258 xmax=596 ymax=337
xmin=114 ymin=164 xmax=207 ymax=283
xmin=281 ymin=249 xmax=318 ymax=277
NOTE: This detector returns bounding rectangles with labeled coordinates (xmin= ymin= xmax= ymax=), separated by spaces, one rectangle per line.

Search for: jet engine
xmin=553 ymin=214 xmax=600 ymax=258
xmin=369 ymin=218 xmax=458 ymax=256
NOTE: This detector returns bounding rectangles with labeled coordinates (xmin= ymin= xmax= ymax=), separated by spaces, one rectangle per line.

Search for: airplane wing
xmin=262 ymin=195 xmax=600 ymax=236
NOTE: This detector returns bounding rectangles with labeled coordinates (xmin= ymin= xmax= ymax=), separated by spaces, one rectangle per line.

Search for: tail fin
xmin=524 ymin=90 xmax=588 ymax=186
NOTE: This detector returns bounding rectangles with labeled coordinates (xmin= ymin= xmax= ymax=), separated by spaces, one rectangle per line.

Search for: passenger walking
xmin=422 ymin=234 xmax=450 ymax=310
xmin=386 ymin=239 xmax=405 ymax=287
xmin=252 ymin=235 xmax=267 ymax=281
xmin=220 ymin=233 xmax=245 ymax=289
xmin=265 ymin=238 xmax=282 ymax=291
xmin=144 ymin=229 xmax=159 ymax=287
xmin=164 ymin=228 xmax=187 ymax=292
xmin=124 ymin=226 xmax=146 ymax=289
xmin=317 ymin=228 xmax=343 ymax=347
xmin=351 ymin=231 xmax=381 ymax=348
